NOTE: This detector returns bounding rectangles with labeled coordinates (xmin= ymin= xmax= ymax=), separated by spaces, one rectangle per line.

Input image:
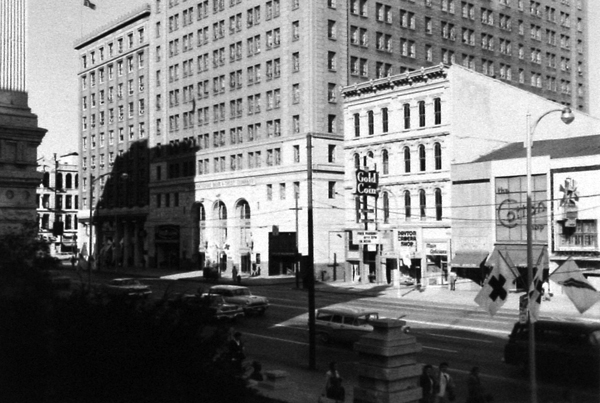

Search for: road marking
xmin=422 ymin=332 xmax=494 ymax=343
xmin=422 ymin=346 xmax=458 ymax=353
xmin=407 ymin=319 xmax=508 ymax=335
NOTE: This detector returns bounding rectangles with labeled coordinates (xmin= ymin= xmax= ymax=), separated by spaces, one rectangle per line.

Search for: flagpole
xmin=525 ymin=112 xmax=538 ymax=403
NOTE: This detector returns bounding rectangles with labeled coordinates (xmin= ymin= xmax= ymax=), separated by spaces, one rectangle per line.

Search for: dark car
xmin=103 ymin=278 xmax=152 ymax=299
xmin=179 ymin=293 xmax=245 ymax=320
xmin=504 ymin=320 xmax=600 ymax=382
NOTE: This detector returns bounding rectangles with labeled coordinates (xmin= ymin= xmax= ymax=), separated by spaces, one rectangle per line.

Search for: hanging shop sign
xmin=355 ymin=169 xmax=379 ymax=197
xmin=353 ymin=230 xmax=382 ymax=244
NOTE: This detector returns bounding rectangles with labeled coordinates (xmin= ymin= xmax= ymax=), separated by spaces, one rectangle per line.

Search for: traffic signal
xmin=52 ymin=221 xmax=64 ymax=236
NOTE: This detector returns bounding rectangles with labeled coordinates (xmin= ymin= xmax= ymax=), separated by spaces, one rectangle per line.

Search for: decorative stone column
xmin=354 ymin=318 xmax=422 ymax=403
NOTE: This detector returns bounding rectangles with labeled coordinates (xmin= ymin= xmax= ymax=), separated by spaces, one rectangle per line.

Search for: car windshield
xmin=233 ymin=289 xmax=251 ymax=296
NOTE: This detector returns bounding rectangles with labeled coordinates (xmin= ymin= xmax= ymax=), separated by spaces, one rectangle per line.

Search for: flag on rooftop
xmin=84 ymin=0 xmax=97 ymax=10
xmin=551 ymin=257 xmax=600 ymax=314
xmin=475 ymin=250 xmax=517 ymax=316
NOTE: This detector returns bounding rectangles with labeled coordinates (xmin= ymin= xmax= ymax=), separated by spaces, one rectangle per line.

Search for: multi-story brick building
xmin=75 ymin=0 xmax=590 ymax=275
xmin=36 ymin=154 xmax=80 ymax=256
xmin=74 ymin=6 xmax=151 ymax=269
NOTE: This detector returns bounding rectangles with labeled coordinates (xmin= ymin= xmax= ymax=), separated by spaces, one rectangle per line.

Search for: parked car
xmin=179 ymin=293 xmax=245 ymax=320
xmin=504 ymin=320 xmax=600 ymax=382
xmin=103 ymin=278 xmax=152 ymax=299
xmin=314 ymin=307 xmax=380 ymax=345
xmin=208 ymin=285 xmax=269 ymax=315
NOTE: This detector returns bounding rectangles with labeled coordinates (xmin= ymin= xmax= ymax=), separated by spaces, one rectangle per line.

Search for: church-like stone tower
xmin=0 ymin=0 xmax=46 ymax=234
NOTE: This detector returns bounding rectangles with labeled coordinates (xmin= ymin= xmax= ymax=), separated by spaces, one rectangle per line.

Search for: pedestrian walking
xmin=435 ymin=362 xmax=455 ymax=403
xmin=322 ymin=361 xmax=345 ymax=402
xmin=228 ymin=331 xmax=246 ymax=373
xmin=420 ymin=364 xmax=436 ymax=403
xmin=449 ymin=271 xmax=457 ymax=291
xmin=70 ymin=255 xmax=77 ymax=268
xmin=466 ymin=367 xmax=490 ymax=403
xmin=232 ymin=265 xmax=238 ymax=283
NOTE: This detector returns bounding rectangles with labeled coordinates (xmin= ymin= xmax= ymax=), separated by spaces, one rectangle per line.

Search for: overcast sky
xmin=27 ymin=1 xmax=600 ymax=159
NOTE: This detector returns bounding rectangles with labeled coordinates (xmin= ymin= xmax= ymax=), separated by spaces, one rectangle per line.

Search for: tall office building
xmin=76 ymin=0 xmax=589 ymax=276
xmin=75 ymin=6 xmax=151 ymax=268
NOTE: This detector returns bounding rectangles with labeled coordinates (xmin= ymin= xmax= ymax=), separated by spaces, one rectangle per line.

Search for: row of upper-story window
xmin=82 ymin=127 xmax=146 ymax=159
xmin=82 ymin=101 xmax=146 ymax=130
xmin=41 ymin=172 xmax=79 ymax=190
xmin=372 ymin=187 xmax=445 ymax=223
xmin=81 ymin=53 xmax=145 ymax=90
xmin=352 ymin=143 xmax=443 ymax=175
xmin=82 ymin=78 xmax=145 ymax=111
xmin=38 ymin=193 xmax=79 ymax=210
xmin=38 ymin=213 xmax=79 ymax=231
xmin=161 ymin=0 xmax=284 ymax=35
xmin=81 ymin=28 xmax=146 ymax=70
xmin=353 ymin=99 xmax=442 ymax=137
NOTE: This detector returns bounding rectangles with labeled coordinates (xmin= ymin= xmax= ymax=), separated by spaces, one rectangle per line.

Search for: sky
xmin=28 ymin=1 xmax=600 ymax=160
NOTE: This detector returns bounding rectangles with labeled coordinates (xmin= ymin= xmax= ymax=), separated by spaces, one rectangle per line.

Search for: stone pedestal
xmin=354 ymin=318 xmax=422 ymax=403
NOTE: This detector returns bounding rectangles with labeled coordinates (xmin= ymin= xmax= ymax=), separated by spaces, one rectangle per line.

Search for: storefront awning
xmin=450 ymin=250 xmax=488 ymax=269
xmin=487 ymin=244 xmax=549 ymax=270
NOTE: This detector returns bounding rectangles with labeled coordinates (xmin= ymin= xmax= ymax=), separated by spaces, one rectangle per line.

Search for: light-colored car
xmin=314 ymin=307 xmax=380 ymax=344
xmin=103 ymin=278 xmax=152 ymax=299
xmin=209 ymin=285 xmax=269 ymax=315
xmin=180 ymin=293 xmax=245 ymax=320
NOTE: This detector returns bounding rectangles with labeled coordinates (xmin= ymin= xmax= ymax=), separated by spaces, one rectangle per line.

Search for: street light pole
xmin=525 ymin=107 xmax=574 ymax=403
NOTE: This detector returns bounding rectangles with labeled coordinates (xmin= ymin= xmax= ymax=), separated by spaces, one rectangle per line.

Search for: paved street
xmin=63 ymin=267 xmax=600 ymax=402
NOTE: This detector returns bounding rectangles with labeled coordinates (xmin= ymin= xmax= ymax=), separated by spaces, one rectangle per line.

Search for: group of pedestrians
xmin=420 ymin=363 xmax=491 ymax=403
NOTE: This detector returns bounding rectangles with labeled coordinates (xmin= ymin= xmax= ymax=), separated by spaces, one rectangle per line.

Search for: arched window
xmin=382 ymin=192 xmax=390 ymax=223
xmin=418 ymin=100 xmax=426 ymax=127
xmin=238 ymin=200 xmax=251 ymax=219
xmin=65 ymin=173 xmax=73 ymax=189
xmin=354 ymin=153 xmax=360 ymax=169
xmin=435 ymin=188 xmax=443 ymax=221
xmin=404 ymin=190 xmax=411 ymax=220
xmin=419 ymin=189 xmax=426 ymax=220
xmin=353 ymin=113 xmax=360 ymax=137
xmin=418 ymin=145 xmax=426 ymax=171
xmin=214 ymin=201 xmax=228 ymax=245
xmin=403 ymin=103 xmax=411 ymax=129
xmin=43 ymin=172 xmax=50 ymax=188
xmin=75 ymin=174 xmax=79 ymax=189
xmin=403 ymin=147 xmax=411 ymax=173
xmin=434 ymin=142 xmax=442 ymax=170
xmin=364 ymin=151 xmax=374 ymax=168
xmin=382 ymin=149 xmax=389 ymax=175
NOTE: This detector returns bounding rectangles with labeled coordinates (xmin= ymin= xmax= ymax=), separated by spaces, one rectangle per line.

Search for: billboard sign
xmin=355 ymin=169 xmax=379 ymax=197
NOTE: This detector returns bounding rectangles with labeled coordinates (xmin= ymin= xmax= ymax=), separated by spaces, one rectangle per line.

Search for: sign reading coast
xmin=355 ymin=169 xmax=379 ymax=196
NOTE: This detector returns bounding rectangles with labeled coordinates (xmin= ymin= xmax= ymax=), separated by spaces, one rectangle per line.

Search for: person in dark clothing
xmin=420 ymin=364 xmax=436 ymax=403
xmin=228 ymin=332 xmax=246 ymax=372
xmin=466 ymin=366 xmax=488 ymax=403
xmin=323 ymin=361 xmax=345 ymax=402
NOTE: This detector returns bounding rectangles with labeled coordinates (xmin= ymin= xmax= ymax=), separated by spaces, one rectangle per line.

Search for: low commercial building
xmin=452 ymin=135 xmax=600 ymax=287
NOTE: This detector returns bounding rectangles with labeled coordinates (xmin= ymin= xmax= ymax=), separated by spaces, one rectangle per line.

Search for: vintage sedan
xmin=103 ymin=278 xmax=152 ymax=299
xmin=180 ymin=293 xmax=245 ymax=320
xmin=209 ymin=285 xmax=269 ymax=315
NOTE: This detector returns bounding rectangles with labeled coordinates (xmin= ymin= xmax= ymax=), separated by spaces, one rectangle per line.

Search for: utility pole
xmin=307 ymin=133 xmax=316 ymax=370
xmin=290 ymin=193 xmax=302 ymax=288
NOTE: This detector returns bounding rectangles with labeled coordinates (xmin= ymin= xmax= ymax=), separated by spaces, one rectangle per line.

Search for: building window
xmin=404 ymin=191 xmax=411 ymax=220
xmin=328 ymin=144 xmax=336 ymax=163
xmin=381 ymin=107 xmax=388 ymax=133
xmin=403 ymin=147 xmax=411 ymax=173
xmin=434 ymin=98 xmax=442 ymax=125
xmin=418 ymin=100 xmax=426 ymax=127
xmin=382 ymin=149 xmax=389 ymax=175
xmin=267 ymin=184 xmax=273 ymax=201
xmin=327 ymin=51 xmax=337 ymax=71
xmin=419 ymin=145 xmax=426 ymax=171
xmin=354 ymin=153 xmax=360 ymax=169
xmin=354 ymin=113 xmax=360 ymax=137
xmin=367 ymin=110 xmax=374 ymax=135
xmin=403 ymin=103 xmax=410 ymax=129
xmin=434 ymin=142 xmax=442 ymax=170
xmin=382 ymin=192 xmax=389 ymax=223
xmin=328 ymin=83 xmax=337 ymax=102
xmin=419 ymin=189 xmax=426 ymax=220
xmin=328 ymin=181 xmax=336 ymax=199
xmin=435 ymin=188 xmax=443 ymax=221
xmin=280 ymin=183 xmax=286 ymax=200
xmin=328 ymin=115 xmax=336 ymax=133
